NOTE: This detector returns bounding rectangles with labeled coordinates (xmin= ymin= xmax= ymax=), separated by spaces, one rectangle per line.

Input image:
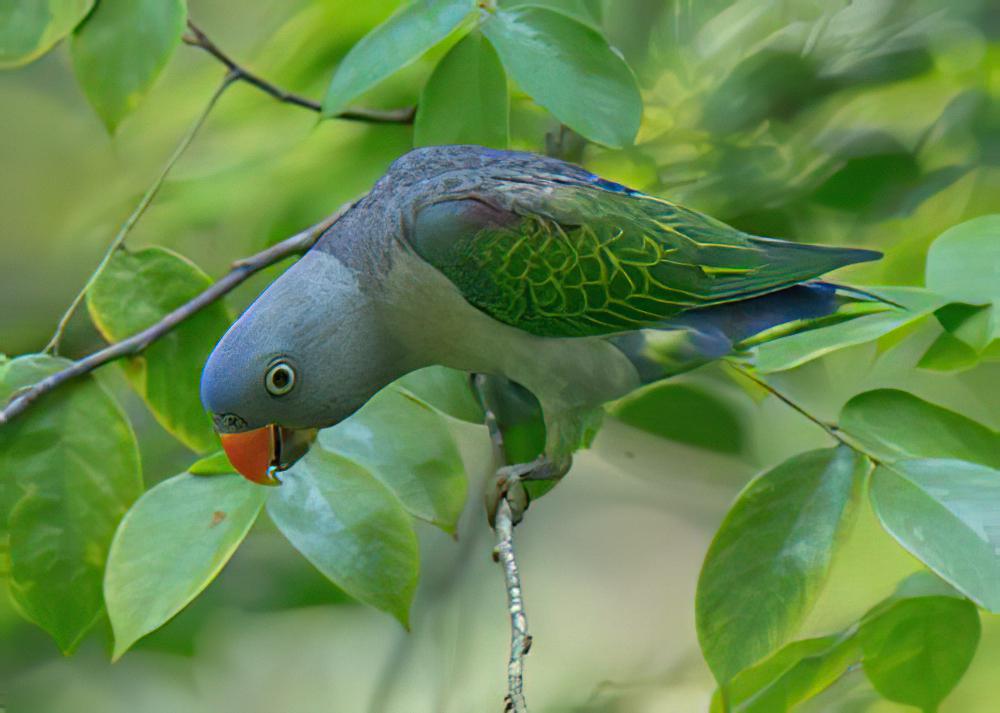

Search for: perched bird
xmin=201 ymin=145 xmax=885 ymax=515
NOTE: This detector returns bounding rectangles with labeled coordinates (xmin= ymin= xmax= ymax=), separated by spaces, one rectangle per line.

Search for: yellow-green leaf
xmin=87 ymin=247 xmax=230 ymax=453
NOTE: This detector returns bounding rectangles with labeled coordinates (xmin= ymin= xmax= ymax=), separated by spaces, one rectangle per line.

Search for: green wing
xmin=410 ymin=183 xmax=880 ymax=337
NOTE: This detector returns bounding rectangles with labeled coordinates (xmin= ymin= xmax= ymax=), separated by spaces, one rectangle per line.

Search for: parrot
xmin=200 ymin=145 xmax=887 ymax=518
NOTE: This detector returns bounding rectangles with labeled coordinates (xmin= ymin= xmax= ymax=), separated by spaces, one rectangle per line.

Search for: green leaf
xmin=395 ymin=366 xmax=483 ymax=423
xmin=918 ymin=332 xmax=981 ymax=372
xmin=105 ymin=473 xmax=268 ymax=659
xmin=70 ymin=0 xmax=186 ymax=132
xmin=318 ymin=386 xmax=467 ymax=533
xmin=918 ymin=303 xmax=996 ymax=372
xmin=840 ymin=390 xmax=1000 ymax=468
xmin=870 ymin=459 xmax=1000 ymax=612
xmin=266 ymin=448 xmax=419 ymax=626
xmin=414 ymin=32 xmax=509 ymax=149
xmin=0 ymin=355 xmax=142 ymax=652
xmin=87 ymin=247 xmax=231 ymax=453
xmin=188 ymin=451 xmax=236 ymax=476
xmin=696 ymin=447 xmax=864 ymax=683
xmin=926 ymin=215 xmax=1000 ymax=340
xmin=481 ymin=6 xmax=641 ymax=147
xmin=322 ymin=0 xmax=476 ymax=117
xmin=609 ymin=382 xmax=745 ymax=454
xmin=750 ymin=287 xmax=949 ymax=373
xmin=0 ymin=0 xmax=93 ymax=68
xmin=934 ymin=303 xmax=994 ymax=352
xmin=860 ymin=595 xmax=980 ymax=712
xmin=712 ymin=633 xmax=861 ymax=713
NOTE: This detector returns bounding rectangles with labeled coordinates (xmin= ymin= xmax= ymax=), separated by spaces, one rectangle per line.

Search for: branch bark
xmin=474 ymin=375 xmax=532 ymax=713
xmin=0 ymin=204 xmax=353 ymax=427
xmin=183 ymin=21 xmax=416 ymax=125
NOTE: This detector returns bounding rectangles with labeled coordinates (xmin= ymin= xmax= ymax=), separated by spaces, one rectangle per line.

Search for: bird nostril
xmin=212 ymin=412 xmax=249 ymax=432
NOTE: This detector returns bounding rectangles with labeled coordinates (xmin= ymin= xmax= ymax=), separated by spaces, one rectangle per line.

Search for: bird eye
xmin=265 ymin=362 xmax=296 ymax=396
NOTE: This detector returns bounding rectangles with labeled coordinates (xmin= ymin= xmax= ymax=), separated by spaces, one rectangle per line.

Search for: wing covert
xmin=409 ymin=183 xmax=879 ymax=338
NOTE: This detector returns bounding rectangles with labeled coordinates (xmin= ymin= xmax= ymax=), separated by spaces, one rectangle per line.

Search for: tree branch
xmin=474 ymin=374 xmax=532 ymax=713
xmin=183 ymin=21 xmax=416 ymax=125
xmin=44 ymin=74 xmax=237 ymax=355
xmin=0 ymin=204 xmax=353 ymax=428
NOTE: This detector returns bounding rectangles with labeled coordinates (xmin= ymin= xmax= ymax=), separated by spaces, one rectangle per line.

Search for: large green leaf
xmin=0 ymin=0 xmax=93 ymax=68
xmin=711 ymin=633 xmax=861 ymax=713
xmin=319 ymin=386 xmax=467 ymax=533
xmin=696 ymin=447 xmax=864 ymax=683
xmin=481 ymin=6 xmax=641 ymax=147
xmin=609 ymin=382 xmax=745 ymax=454
xmin=749 ymin=287 xmax=948 ymax=373
xmin=105 ymin=473 xmax=268 ymax=659
xmin=860 ymin=595 xmax=980 ymax=712
xmin=322 ymin=0 xmax=476 ymax=117
xmin=414 ymin=32 xmax=509 ymax=149
xmin=926 ymin=215 xmax=1000 ymax=340
xmin=395 ymin=366 xmax=483 ymax=423
xmin=709 ymin=572 xmax=974 ymax=712
xmin=870 ymin=459 xmax=1000 ymax=612
xmin=840 ymin=390 xmax=1000 ymax=468
xmin=70 ymin=0 xmax=186 ymax=132
xmin=266 ymin=448 xmax=419 ymax=626
xmin=87 ymin=247 xmax=231 ymax=453
xmin=0 ymin=354 xmax=142 ymax=652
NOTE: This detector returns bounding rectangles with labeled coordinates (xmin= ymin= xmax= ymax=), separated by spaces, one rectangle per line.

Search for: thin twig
xmin=183 ymin=21 xmax=416 ymax=125
xmin=473 ymin=375 xmax=531 ymax=713
xmin=44 ymin=74 xmax=237 ymax=354
xmin=726 ymin=362 xmax=851 ymax=447
xmin=1 ymin=205 xmax=353 ymax=427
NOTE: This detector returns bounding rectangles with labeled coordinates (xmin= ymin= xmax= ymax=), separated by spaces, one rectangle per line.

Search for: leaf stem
xmin=726 ymin=362 xmax=883 ymax=464
xmin=44 ymin=74 xmax=236 ymax=355
xmin=182 ymin=21 xmax=416 ymax=124
xmin=2 ymin=205 xmax=353 ymax=427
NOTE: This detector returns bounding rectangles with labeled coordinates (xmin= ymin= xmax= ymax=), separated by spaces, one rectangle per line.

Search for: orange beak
xmin=220 ymin=425 xmax=282 ymax=485
xmin=219 ymin=425 xmax=317 ymax=485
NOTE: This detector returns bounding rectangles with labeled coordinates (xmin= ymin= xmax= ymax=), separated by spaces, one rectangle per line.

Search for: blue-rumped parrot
xmin=200 ymin=146 xmax=884 ymax=497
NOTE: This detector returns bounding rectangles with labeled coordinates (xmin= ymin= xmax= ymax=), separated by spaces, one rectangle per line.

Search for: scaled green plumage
xmin=412 ymin=182 xmax=879 ymax=337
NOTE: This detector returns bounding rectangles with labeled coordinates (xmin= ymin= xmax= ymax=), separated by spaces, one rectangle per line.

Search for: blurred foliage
xmin=1 ymin=0 xmax=999 ymax=711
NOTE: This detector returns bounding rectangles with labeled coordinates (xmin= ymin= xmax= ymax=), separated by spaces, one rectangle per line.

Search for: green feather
xmin=411 ymin=183 xmax=880 ymax=337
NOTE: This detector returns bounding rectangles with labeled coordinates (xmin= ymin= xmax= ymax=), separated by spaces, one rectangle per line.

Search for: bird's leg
xmin=486 ymin=455 xmax=572 ymax=528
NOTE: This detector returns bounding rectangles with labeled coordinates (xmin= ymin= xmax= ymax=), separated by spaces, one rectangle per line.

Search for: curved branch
xmin=183 ymin=21 xmax=416 ymax=125
xmin=0 ymin=204 xmax=353 ymax=428
xmin=44 ymin=75 xmax=237 ymax=355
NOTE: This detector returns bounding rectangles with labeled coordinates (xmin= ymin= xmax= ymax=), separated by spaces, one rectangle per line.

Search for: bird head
xmin=200 ymin=247 xmax=399 ymax=484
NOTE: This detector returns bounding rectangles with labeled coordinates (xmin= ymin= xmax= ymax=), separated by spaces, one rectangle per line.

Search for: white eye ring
xmin=265 ymin=362 xmax=296 ymax=396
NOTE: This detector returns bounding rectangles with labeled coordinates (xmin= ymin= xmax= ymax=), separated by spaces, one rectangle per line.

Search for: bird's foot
xmin=486 ymin=455 xmax=568 ymax=528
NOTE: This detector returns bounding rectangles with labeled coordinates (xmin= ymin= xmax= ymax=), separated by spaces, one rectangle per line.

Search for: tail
xmin=610 ymin=282 xmax=900 ymax=382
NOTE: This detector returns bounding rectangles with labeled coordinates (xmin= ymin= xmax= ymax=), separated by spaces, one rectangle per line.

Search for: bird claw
xmin=486 ymin=456 xmax=557 ymax=528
